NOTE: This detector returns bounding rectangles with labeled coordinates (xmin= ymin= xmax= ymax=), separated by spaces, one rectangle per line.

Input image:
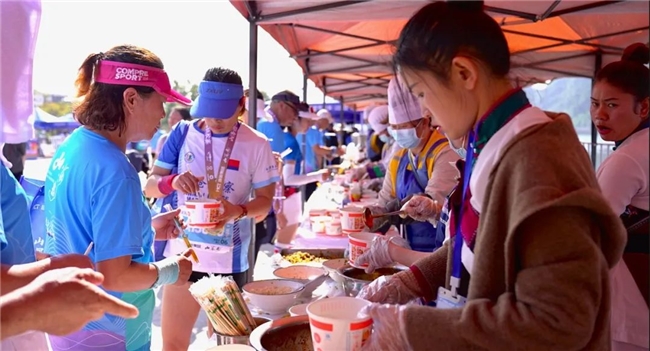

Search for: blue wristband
xmin=151 ymin=260 xmax=180 ymax=288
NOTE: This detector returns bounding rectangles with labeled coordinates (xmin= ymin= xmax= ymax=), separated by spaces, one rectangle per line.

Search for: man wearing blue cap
xmin=255 ymin=90 xmax=305 ymax=252
xmin=257 ymin=90 xmax=301 ymax=153
xmin=145 ymin=67 xmax=280 ymax=351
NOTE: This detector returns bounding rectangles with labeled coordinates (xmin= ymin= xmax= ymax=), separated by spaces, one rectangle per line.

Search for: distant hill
xmin=523 ymin=77 xmax=593 ymax=134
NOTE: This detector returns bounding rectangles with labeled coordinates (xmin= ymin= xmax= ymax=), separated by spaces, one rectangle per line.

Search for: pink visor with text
xmin=94 ymin=60 xmax=191 ymax=105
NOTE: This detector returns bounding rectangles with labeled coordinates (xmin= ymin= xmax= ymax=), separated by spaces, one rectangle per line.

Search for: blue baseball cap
xmin=190 ymin=81 xmax=244 ymax=119
xmin=271 ymin=91 xmax=301 ymax=110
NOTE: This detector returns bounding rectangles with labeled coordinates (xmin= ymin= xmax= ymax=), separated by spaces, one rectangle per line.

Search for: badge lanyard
xmin=204 ymin=121 xmax=241 ymax=199
xmin=450 ymin=130 xmax=475 ymax=296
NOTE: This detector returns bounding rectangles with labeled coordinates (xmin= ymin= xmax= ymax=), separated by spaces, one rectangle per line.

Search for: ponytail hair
xmin=75 ymin=52 xmax=104 ymax=98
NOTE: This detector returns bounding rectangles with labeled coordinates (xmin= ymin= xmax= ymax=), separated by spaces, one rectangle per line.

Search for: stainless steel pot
xmin=250 ymin=315 xmax=312 ymax=351
xmin=335 ymin=265 xmax=406 ymax=297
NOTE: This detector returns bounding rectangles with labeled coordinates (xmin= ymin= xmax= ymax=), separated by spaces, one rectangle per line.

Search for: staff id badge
xmin=436 ymin=286 xmax=467 ymax=309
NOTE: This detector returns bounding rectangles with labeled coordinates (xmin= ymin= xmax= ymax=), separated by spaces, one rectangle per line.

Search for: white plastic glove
xmin=400 ymin=195 xmax=441 ymax=222
xmin=355 ymin=235 xmax=410 ymax=273
xmin=352 ymin=165 xmax=367 ymax=181
xmin=357 ymin=269 xmax=423 ymax=304
xmin=360 ymin=304 xmax=412 ymax=351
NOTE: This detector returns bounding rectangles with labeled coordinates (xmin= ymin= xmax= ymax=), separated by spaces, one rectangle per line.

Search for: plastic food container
xmin=348 ymin=232 xmax=379 ymax=268
xmin=325 ymin=220 xmax=342 ymax=236
xmin=340 ymin=206 xmax=364 ymax=233
xmin=183 ymin=199 xmax=222 ymax=226
xmin=306 ymin=297 xmax=373 ymax=351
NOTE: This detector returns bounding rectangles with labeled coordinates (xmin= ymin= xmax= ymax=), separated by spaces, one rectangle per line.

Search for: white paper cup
xmin=309 ymin=209 xmax=328 ymax=218
xmin=340 ymin=206 xmax=364 ymax=232
xmin=306 ymin=296 xmax=373 ymax=351
xmin=327 ymin=210 xmax=341 ymax=220
xmin=348 ymin=232 xmax=379 ymax=268
xmin=311 ymin=216 xmax=331 ymax=233
xmin=183 ymin=199 xmax=221 ymax=226
xmin=325 ymin=220 xmax=342 ymax=236
xmin=289 ymin=303 xmax=309 ymax=316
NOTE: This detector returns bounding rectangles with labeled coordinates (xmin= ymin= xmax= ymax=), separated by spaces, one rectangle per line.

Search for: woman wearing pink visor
xmin=145 ymin=67 xmax=280 ymax=351
xmin=44 ymin=45 xmax=194 ymax=351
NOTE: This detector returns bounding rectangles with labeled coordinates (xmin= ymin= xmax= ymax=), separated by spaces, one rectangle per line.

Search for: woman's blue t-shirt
xmin=44 ymin=128 xmax=155 ymax=351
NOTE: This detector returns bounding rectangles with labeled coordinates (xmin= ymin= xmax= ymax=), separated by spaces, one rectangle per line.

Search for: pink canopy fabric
xmin=231 ymin=0 xmax=649 ymax=108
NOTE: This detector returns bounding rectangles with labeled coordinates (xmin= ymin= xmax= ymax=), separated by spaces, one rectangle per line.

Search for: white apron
xmin=610 ymin=261 xmax=649 ymax=350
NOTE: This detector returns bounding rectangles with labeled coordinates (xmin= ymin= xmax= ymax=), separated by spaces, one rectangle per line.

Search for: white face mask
xmin=378 ymin=134 xmax=391 ymax=143
xmin=445 ymin=134 xmax=467 ymax=159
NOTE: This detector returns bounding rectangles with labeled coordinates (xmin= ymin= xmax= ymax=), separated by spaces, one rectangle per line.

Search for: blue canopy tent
xmin=32 ymin=109 xmax=80 ymax=130
xmin=309 ymin=103 xmax=362 ymax=124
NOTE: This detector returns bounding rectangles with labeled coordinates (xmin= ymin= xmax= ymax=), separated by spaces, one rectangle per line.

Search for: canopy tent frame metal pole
xmin=318 ymin=74 xmax=392 ymax=88
xmin=301 ymin=51 xmax=310 ymax=211
xmin=507 ymin=26 xmax=647 ymax=55
xmin=327 ymin=83 xmax=389 ymax=95
xmin=252 ymin=0 xmax=624 ymax=26
xmin=309 ymin=63 xmax=379 ymax=76
xmin=245 ymin=0 xmax=259 ymax=285
xmin=292 ymin=42 xmax=389 ymax=59
xmin=255 ymin=0 xmax=371 ymax=23
xmin=339 ymin=96 xmax=344 ymax=147
xmin=234 ymin=0 xmax=646 ymax=284
xmin=591 ymin=50 xmax=603 ymax=168
xmin=270 ymin=13 xmax=645 ymax=103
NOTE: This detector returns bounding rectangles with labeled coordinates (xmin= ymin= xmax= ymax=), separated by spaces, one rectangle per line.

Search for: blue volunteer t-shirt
xmin=284 ymin=132 xmax=303 ymax=176
xmin=257 ymin=117 xmax=285 ymax=153
xmin=0 ymin=162 xmax=35 ymax=265
xmin=304 ymin=126 xmax=323 ymax=173
xmin=44 ymin=127 xmax=155 ymax=351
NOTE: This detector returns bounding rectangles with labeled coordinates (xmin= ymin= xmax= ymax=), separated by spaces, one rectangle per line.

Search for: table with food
xmin=198 ymin=162 xmax=405 ymax=351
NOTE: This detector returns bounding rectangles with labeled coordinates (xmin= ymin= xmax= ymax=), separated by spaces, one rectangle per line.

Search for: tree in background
xmin=173 ymin=80 xmax=199 ymax=101
xmin=39 ymin=101 xmax=72 ymax=117
xmin=160 ymin=81 xmax=199 ymax=129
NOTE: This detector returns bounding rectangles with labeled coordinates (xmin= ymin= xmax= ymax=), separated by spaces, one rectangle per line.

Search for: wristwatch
xmin=234 ymin=205 xmax=248 ymax=222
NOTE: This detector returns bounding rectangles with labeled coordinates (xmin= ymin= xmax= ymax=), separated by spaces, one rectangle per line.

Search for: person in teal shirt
xmin=43 ymin=45 xmax=193 ymax=351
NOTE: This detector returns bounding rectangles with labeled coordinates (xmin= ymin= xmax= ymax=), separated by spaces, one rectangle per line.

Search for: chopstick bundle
xmin=189 ymin=275 xmax=256 ymax=336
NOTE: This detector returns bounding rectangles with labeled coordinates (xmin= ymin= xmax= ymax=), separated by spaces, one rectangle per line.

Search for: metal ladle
xmin=362 ymin=207 xmax=406 ymax=228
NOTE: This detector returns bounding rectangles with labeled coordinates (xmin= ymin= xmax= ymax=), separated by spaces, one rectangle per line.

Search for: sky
xmin=33 ymin=0 xmax=337 ymax=104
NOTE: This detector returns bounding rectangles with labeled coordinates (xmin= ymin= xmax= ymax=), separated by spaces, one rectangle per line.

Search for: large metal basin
xmin=335 ymin=265 xmax=405 ymax=297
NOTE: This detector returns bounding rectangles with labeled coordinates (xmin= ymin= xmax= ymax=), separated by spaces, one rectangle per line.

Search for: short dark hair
xmin=173 ymin=107 xmax=192 ymax=121
xmin=596 ymin=43 xmax=649 ymax=102
xmin=74 ymin=45 xmax=163 ymax=136
xmin=203 ymin=67 xmax=242 ymax=85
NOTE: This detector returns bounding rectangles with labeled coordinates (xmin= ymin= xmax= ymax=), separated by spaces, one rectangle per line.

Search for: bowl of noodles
xmin=242 ymin=280 xmax=305 ymax=314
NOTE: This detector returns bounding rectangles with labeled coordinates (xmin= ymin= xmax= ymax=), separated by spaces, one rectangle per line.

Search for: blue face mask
xmin=378 ymin=134 xmax=391 ymax=143
xmin=389 ymin=127 xmax=420 ymax=149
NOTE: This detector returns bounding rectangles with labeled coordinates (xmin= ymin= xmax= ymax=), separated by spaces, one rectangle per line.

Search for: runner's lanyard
xmin=451 ymin=88 xmax=532 ymax=281
xmin=204 ymin=121 xmax=241 ymax=199
xmin=452 ymin=131 xmax=475 ymax=280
